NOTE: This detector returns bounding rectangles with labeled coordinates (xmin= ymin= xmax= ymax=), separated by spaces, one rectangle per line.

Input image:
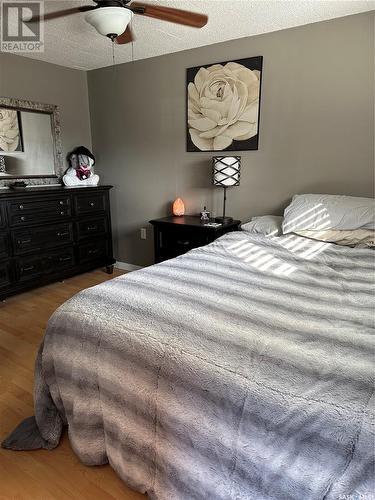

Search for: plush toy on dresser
xmin=63 ymin=146 xmax=99 ymax=187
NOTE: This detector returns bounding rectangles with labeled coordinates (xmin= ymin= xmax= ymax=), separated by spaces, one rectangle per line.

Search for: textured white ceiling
xmin=10 ymin=0 xmax=375 ymax=70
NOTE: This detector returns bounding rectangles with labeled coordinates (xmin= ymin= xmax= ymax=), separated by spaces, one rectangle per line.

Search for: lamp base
xmin=215 ymin=216 xmax=233 ymax=224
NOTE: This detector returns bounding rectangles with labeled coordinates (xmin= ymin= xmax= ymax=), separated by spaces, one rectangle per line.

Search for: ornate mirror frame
xmin=0 ymin=97 xmax=64 ymax=187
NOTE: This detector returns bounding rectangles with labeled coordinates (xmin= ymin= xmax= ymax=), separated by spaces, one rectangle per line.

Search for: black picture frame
xmin=186 ymin=56 xmax=263 ymax=152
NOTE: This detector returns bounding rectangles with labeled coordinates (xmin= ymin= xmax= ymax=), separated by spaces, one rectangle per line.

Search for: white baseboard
xmin=115 ymin=261 xmax=143 ymax=272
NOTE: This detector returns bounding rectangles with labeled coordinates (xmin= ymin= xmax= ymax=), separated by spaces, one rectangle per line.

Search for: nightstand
xmin=149 ymin=216 xmax=241 ymax=263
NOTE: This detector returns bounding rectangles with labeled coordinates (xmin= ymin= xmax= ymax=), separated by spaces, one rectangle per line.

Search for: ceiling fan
xmin=28 ymin=0 xmax=208 ymax=45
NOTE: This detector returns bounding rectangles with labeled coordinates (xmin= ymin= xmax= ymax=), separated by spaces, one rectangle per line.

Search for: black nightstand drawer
xmin=161 ymin=227 xmax=206 ymax=251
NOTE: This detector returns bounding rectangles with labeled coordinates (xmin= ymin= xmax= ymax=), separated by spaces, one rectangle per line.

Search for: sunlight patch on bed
xmin=228 ymin=204 xmax=332 ymax=276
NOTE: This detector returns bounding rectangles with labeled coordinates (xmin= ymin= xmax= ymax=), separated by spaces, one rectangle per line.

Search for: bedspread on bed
xmin=3 ymin=232 xmax=375 ymax=500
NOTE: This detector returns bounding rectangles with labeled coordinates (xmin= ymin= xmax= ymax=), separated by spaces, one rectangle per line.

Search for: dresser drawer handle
xmin=18 ymin=239 xmax=31 ymax=245
xmin=59 ymin=256 xmax=71 ymax=262
xmin=59 ymin=201 xmax=64 ymax=205
xmin=60 ymin=211 xmax=65 ymax=216
xmin=177 ymin=240 xmax=191 ymax=246
xmin=90 ymin=202 xmax=95 ymax=207
xmin=21 ymin=265 xmax=34 ymax=272
xmin=57 ymin=231 xmax=69 ymax=237
xmin=20 ymin=216 xmax=26 ymax=222
xmin=19 ymin=204 xmax=24 ymax=210
xmin=87 ymin=225 xmax=97 ymax=231
xmin=88 ymin=249 xmax=99 ymax=255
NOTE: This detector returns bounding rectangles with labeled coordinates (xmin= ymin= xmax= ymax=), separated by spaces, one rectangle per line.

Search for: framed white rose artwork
xmin=0 ymin=108 xmax=23 ymax=153
xmin=187 ymin=56 xmax=263 ymax=152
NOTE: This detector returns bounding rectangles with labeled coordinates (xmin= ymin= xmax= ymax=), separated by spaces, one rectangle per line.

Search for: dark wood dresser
xmin=0 ymin=185 xmax=115 ymax=300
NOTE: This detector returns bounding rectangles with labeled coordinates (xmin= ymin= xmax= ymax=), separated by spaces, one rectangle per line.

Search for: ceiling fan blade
xmin=129 ymin=2 xmax=208 ymax=28
xmin=28 ymin=5 xmax=95 ymax=23
xmin=115 ymin=26 xmax=135 ymax=44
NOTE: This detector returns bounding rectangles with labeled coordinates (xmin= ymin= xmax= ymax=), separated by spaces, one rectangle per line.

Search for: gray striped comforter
xmin=3 ymin=231 xmax=375 ymax=499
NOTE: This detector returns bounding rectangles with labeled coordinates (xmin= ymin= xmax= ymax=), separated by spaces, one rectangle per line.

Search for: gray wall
xmin=87 ymin=11 xmax=373 ymax=267
xmin=0 ymin=52 xmax=92 ymax=176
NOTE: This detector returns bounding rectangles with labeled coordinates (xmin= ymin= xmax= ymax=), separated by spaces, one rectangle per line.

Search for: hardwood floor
xmin=0 ymin=269 xmax=146 ymax=500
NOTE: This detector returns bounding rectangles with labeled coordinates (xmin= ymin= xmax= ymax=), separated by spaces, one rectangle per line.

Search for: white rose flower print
xmin=0 ymin=109 xmax=21 ymax=152
xmin=187 ymin=60 xmax=261 ymax=151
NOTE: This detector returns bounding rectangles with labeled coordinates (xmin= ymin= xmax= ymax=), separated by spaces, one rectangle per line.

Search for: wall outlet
xmin=140 ymin=227 xmax=147 ymax=240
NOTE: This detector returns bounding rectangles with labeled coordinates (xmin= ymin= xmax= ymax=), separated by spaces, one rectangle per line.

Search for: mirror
xmin=0 ymin=97 xmax=63 ymax=182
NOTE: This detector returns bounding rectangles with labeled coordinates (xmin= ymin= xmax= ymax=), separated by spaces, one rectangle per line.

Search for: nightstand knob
xmin=19 ymin=205 xmax=24 ymax=210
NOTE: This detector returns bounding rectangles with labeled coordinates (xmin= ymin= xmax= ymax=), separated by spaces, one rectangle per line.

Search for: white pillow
xmin=283 ymin=194 xmax=375 ymax=234
xmin=295 ymin=229 xmax=375 ymax=248
xmin=241 ymin=215 xmax=283 ymax=236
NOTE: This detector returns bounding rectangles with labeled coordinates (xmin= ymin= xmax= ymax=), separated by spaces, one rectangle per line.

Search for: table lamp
xmin=212 ymin=156 xmax=241 ymax=224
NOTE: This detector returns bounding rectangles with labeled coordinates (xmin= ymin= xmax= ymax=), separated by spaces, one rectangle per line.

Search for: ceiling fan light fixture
xmin=85 ymin=7 xmax=133 ymax=38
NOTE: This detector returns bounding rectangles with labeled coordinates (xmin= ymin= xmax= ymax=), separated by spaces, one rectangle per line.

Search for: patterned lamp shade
xmin=212 ymin=156 xmax=241 ymax=187
xmin=0 ymin=156 xmax=6 ymax=174
xmin=212 ymin=156 xmax=241 ymax=224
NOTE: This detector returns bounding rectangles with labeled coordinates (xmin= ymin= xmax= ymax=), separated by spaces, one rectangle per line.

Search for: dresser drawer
xmin=17 ymin=247 xmax=75 ymax=281
xmin=75 ymin=193 xmax=106 ymax=215
xmin=44 ymin=247 xmax=75 ymax=270
xmin=13 ymin=223 xmax=73 ymax=255
xmin=77 ymin=216 xmax=108 ymax=240
xmin=0 ymin=261 xmax=11 ymax=288
xmin=17 ymin=254 xmax=42 ymax=281
xmin=0 ymin=232 xmax=10 ymax=260
xmin=78 ymin=240 xmax=108 ymax=264
xmin=0 ymin=203 xmax=6 ymax=229
xmin=8 ymin=197 xmax=71 ymax=226
xmin=9 ymin=196 xmax=70 ymax=215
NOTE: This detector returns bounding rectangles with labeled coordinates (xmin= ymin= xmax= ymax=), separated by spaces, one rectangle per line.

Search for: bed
xmin=3 ymin=230 xmax=375 ymax=500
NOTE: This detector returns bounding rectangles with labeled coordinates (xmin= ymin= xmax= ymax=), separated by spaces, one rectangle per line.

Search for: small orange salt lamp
xmin=172 ymin=198 xmax=185 ymax=216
